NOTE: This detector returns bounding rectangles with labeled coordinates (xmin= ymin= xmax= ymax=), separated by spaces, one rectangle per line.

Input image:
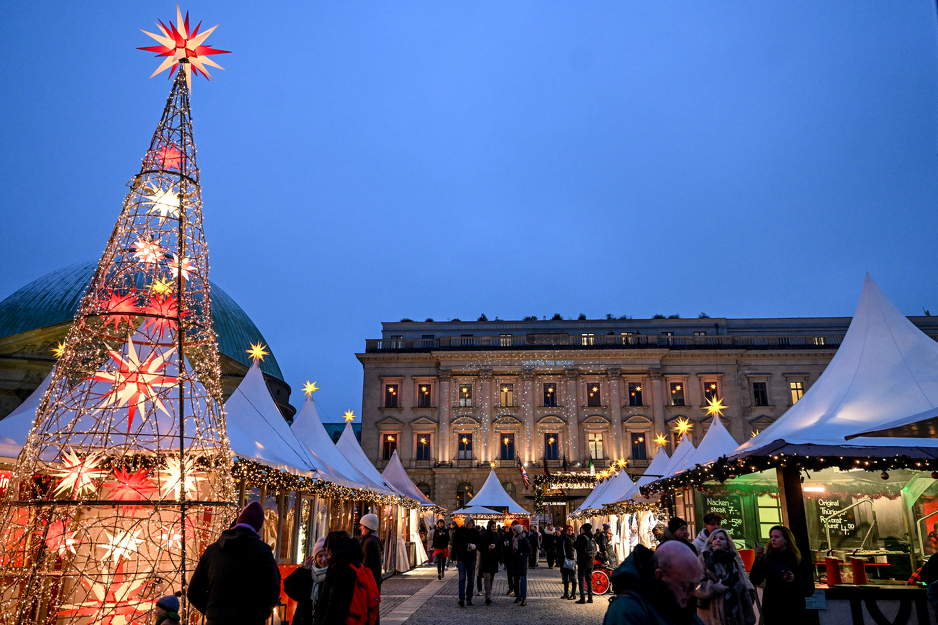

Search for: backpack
xmin=347 ymin=563 xmax=381 ymax=625
xmin=585 ymin=536 xmax=597 ymax=559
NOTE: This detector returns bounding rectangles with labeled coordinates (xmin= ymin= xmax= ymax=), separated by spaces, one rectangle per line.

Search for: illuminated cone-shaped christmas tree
xmin=0 ymin=22 xmax=235 ymax=624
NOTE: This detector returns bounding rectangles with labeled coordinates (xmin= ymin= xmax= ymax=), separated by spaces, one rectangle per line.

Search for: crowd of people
xmin=182 ymin=500 xmax=816 ymax=625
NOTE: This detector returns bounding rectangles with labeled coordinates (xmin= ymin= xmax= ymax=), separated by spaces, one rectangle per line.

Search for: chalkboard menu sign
xmin=817 ymin=495 xmax=858 ymax=539
xmin=702 ymin=494 xmax=744 ymax=539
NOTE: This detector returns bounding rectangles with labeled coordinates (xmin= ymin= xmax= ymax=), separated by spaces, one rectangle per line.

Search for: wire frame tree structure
xmin=0 ymin=58 xmax=236 ymax=624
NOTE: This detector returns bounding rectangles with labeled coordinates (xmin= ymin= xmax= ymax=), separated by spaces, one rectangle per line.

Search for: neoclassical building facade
xmin=357 ymin=315 xmax=938 ymax=512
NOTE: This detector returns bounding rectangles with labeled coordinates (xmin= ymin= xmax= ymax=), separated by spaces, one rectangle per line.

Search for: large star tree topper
xmin=139 ymin=5 xmax=230 ymax=89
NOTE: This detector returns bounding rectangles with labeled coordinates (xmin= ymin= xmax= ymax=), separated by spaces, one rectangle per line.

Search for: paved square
xmin=380 ymin=563 xmax=609 ymax=624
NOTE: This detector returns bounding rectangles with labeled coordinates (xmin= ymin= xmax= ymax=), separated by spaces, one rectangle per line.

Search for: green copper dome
xmin=0 ymin=261 xmax=284 ymax=381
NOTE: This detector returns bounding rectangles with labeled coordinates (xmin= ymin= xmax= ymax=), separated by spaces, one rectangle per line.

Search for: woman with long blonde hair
xmin=696 ymin=529 xmax=755 ymax=625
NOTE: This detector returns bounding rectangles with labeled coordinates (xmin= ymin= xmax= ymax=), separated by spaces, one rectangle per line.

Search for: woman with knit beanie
xmin=284 ymin=537 xmax=329 ymax=625
xmin=510 ymin=524 xmax=531 ymax=607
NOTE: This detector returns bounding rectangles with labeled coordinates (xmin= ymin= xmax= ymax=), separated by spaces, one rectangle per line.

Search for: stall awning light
xmin=803 ymin=486 xmax=825 ymax=493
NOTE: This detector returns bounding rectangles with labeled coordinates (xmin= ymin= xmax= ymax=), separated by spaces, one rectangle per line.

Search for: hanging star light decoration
xmin=155 ymin=144 xmax=183 ymax=170
xmin=100 ymin=291 xmax=140 ymax=332
xmin=143 ymin=181 xmax=181 ymax=223
xmin=150 ymin=277 xmax=174 ymax=296
xmin=98 ymin=529 xmax=143 ymax=564
xmin=87 ymin=336 xmax=178 ymax=432
xmin=302 ymin=381 xmax=319 ymax=398
xmin=168 ymin=253 xmax=193 ymax=281
xmin=142 ymin=294 xmax=181 ymax=340
xmin=702 ymin=395 xmax=728 ymax=419
xmin=132 ymin=236 xmax=164 ymax=265
xmin=52 ymin=341 xmax=67 ymax=359
xmin=653 ymin=433 xmax=668 ymax=447
xmin=159 ymin=454 xmax=206 ymax=500
xmin=750 ymin=429 xmax=761 ymax=439
xmin=674 ymin=417 xmax=693 ymax=436
xmin=56 ymin=560 xmax=152 ymax=624
xmin=344 ymin=410 xmax=356 ymax=423
xmin=104 ymin=468 xmax=159 ymax=513
xmin=38 ymin=520 xmax=79 ymax=557
xmin=51 ymin=449 xmax=108 ymax=498
xmin=139 ymin=5 xmax=231 ymax=89
xmin=246 ymin=342 xmax=269 ymax=362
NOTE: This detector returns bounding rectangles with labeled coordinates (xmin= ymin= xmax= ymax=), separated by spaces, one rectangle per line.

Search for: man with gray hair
xmin=603 ymin=541 xmax=704 ymax=625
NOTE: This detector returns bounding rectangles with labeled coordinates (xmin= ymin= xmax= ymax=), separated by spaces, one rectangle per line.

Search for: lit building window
xmin=456 ymin=482 xmax=473 ymax=508
xmin=630 ymin=432 xmax=647 ymax=460
xmin=753 ymin=382 xmax=768 ymax=406
xmin=500 ymin=433 xmax=515 ymax=461
xmin=416 ymin=435 xmax=431 ymax=460
xmin=500 ymin=383 xmax=514 ymax=407
xmin=417 ymin=384 xmax=432 ymax=408
xmin=790 ymin=381 xmax=805 ymax=404
xmin=581 ymin=333 xmax=595 ymax=346
xmin=704 ymin=382 xmax=719 ymax=403
xmin=543 ymin=383 xmax=557 ymax=407
xmin=628 ymin=382 xmax=643 ymax=407
xmin=458 ymin=433 xmax=473 ymax=460
xmin=384 ymin=384 xmax=399 ymax=408
xmin=587 ymin=383 xmax=602 ymax=407
xmin=670 ymin=382 xmax=685 ymax=407
xmin=499 ymin=333 xmax=513 ymax=347
xmin=544 ymin=433 xmax=559 ymax=460
xmin=382 ymin=433 xmax=397 ymax=460
xmin=458 ymin=384 xmax=473 ymax=408
xmin=587 ymin=432 xmax=604 ymax=460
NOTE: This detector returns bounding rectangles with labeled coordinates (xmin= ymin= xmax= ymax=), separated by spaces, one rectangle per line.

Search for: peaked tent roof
xmin=660 ymin=437 xmax=696 ymax=479
xmin=290 ymin=397 xmax=390 ymax=493
xmin=596 ymin=468 xmax=636 ymax=508
xmin=382 ymin=450 xmax=437 ymax=507
xmin=617 ymin=449 xmax=671 ymax=503
xmin=224 ymin=361 xmax=318 ymax=475
xmin=736 ymin=274 xmax=938 ymax=459
xmin=336 ymin=422 xmax=399 ymax=497
xmin=466 ymin=468 xmax=530 ymax=515
xmin=450 ymin=505 xmax=507 ymax=518
xmin=673 ymin=418 xmax=740 ymax=474
xmin=572 ymin=473 xmax=617 ymax=514
xmin=0 ymin=370 xmax=53 ymax=458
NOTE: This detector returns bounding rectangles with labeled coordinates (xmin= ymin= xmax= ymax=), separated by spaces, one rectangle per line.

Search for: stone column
xmin=649 ymin=369 xmax=665 ymax=450
xmin=479 ymin=369 xmax=493 ymax=463
xmin=521 ymin=367 xmax=535 ymax=463
xmin=439 ymin=370 xmax=452 ymax=466
xmin=563 ymin=368 xmax=580 ymax=464
xmin=607 ymin=368 xmax=623 ymax=461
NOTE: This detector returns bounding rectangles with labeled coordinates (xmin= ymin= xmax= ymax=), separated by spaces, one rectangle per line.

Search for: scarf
xmin=155 ymin=612 xmax=179 ymax=625
xmin=310 ymin=564 xmax=328 ymax=601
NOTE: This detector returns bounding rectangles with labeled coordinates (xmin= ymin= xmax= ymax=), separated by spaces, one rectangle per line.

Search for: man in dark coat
xmin=188 ymin=501 xmax=281 ymax=625
xmin=510 ymin=524 xmax=531 ymax=606
xmin=314 ymin=531 xmax=367 ymax=625
xmin=602 ymin=542 xmax=704 ymax=625
xmin=541 ymin=524 xmax=557 ymax=568
xmin=478 ymin=520 xmax=502 ymax=605
xmin=527 ymin=525 xmax=540 ymax=568
xmin=501 ymin=524 xmax=515 ymax=596
xmin=451 ymin=517 xmax=481 ymax=607
xmin=574 ymin=523 xmax=597 ymax=604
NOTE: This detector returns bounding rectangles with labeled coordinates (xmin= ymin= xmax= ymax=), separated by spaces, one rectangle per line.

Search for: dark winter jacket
xmin=452 ymin=525 xmax=482 ymax=564
xmin=558 ymin=532 xmax=576 ymax=562
xmin=360 ymin=532 xmax=383 ymax=589
xmin=748 ymin=550 xmax=811 ymax=625
xmin=660 ymin=528 xmax=698 ymax=555
xmin=313 ymin=544 xmax=364 ymax=625
xmin=603 ymin=544 xmax=705 ymax=625
xmin=574 ymin=531 xmax=597 ymax=570
xmin=511 ymin=533 xmax=531 ymax=576
xmin=432 ymin=526 xmax=450 ymax=551
xmin=283 ymin=566 xmax=314 ymax=625
xmin=478 ymin=529 xmax=502 ymax=574
xmin=187 ymin=526 xmax=281 ymax=625
xmin=596 ymin=532 xmax=610 ymax=564
xmin=540 ymin=527 xmax=556 ymax=554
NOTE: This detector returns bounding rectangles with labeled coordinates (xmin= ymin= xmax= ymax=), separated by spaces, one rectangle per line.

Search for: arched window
xmin=417 ymin=482 xmax=432 ymax=500
xmin=456 ymin=482 xmax=473 ymax=509
xmin=502 ymin=481 xmax=517 ymax=501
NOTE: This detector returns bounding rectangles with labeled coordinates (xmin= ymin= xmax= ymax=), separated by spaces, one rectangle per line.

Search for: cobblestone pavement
xmin=380 ymin=561 xmax=609 ymax=624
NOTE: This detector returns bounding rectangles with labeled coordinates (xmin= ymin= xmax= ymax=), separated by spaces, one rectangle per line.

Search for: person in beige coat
xmin=695 ymin=529 xmax=756 ymax=625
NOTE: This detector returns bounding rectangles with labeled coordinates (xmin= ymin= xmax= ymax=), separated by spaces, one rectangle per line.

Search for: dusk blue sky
xmin=2 ymin=2 xmax=937 ymax=420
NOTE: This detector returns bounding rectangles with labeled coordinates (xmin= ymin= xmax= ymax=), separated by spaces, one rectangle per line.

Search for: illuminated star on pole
xmin=139 ymin=5 xmax=231 ymax=89
xmin=52 ymin=341 xmax=66 ymax=359
xmin=302 ymin=381 xmax=319 ymax=398
xmin=344 ymin=410 xmax=356 ymax=423
xmin=674 ymin=417 xmax=693 ymax=436
xmin=653 ymin=433 xmax=668 ymax=447
xmin=246 ymin=342 xmax=269 ymax=362
xmin=51 ymin=449 xmax=108 ymax=498
xmin=143 ymin=181 xmax=181 ymax=223
xmin=702 ymin=395 xmax=728 ymax=419
xmin=98 ymin=529 xmax=143 ymax=564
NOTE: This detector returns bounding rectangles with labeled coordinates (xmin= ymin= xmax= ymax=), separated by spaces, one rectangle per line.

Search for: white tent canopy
xmin=464 ymin=468 xmax=530 ymax=515
xmin=382 ymin=450 xmax=437 ymax=507
xmin=450 ymin=504 xmax=507 ymax=518
xmin=618 ymin=449 xmax=671 ymax=503
xmin=596 ymin=468 xmax=636 ymax=508
xmin=660 ymin=437 xmax=696 ymax=479
xmin=0 ymin=370 xmax=53 ymax=459
xmin=673 ymin=417 xmax=740 ymax=474
xmin=736 ymin=274 xmax=938 ymax=459
xmin=335 ymin=422 xmax=399 ymax=498
xmin=224 ymin=361 xmax=318 ymax=476
xmin=291 ymin=397 xmax=390 ymax=492
xmin=572 ymin=473 xmax=617 ymax=515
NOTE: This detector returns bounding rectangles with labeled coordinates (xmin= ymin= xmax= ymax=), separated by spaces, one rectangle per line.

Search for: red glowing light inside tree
xmin=56 ymin=560 xmax=153 ymax=624
xmin=142 ymin=295 xmax=183 ymax=340
xmin=100 ymin=291 xmax=140 ymax=332
xmin=104 ymin=468 xmax=159 ymax=514
xmin=156 ymin=144 xmax=182 ymax=170
xmin=37 ymin=520 xmax=79 ymax=557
